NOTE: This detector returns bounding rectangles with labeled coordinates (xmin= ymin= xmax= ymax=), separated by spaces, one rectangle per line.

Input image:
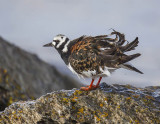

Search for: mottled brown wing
xmin=69 ymin=37 xmax=104 ymax=74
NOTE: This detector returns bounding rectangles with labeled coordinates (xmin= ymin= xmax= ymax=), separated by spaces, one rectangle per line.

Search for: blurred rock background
xmin=0 ymin=67 xmax=30 ymax=111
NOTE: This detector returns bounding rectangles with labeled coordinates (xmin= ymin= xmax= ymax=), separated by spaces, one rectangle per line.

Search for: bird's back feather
xmin=68 ymin=30 xmax=143 ymax=76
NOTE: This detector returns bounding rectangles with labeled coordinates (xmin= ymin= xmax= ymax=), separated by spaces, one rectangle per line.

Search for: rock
xmin=0 ymin=37 xmax=81 ymax=98
xmin=0 ymin=83 xmax=159 ymax=124
xmin=0 ymin=68 xmax=31 ymax=111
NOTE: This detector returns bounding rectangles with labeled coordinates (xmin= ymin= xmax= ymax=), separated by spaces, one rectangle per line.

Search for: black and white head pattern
xmin=52 ymin=34 xmax=70 ymax=53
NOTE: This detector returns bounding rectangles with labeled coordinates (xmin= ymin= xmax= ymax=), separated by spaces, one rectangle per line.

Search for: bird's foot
xmin=80 ymin=85 xmax=99 ymax=91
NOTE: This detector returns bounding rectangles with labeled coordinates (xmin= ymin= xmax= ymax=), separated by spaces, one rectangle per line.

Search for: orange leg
xmin=80 ymin=79 xmax=95 ymax=91
xmin=80 ymin=77 xmax=102 ymax=91
xmin=95 ymin=77 xmax=102 ymax=87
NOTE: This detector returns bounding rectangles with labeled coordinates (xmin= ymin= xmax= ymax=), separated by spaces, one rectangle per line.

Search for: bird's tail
xmin=118 ymin=53 xmax=143 ymax=74
xmin=120 ymin=63 xmax=143 ymax=74
xmin=120 ymin=37 xmax=139 ymax=52
xmin=120 ymin=53 xmax=141 ymax=64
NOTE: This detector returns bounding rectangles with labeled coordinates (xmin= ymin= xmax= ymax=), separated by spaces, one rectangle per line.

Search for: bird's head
xmin=43 ymin=34 xmax=70 ymax=53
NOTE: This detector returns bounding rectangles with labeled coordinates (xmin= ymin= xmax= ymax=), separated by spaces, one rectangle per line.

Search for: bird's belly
xmin=81 ymin=70 xmax=97 ymax=78
xmin=68 ymin=62 xmax=116 ymax=79
xmin=81 ymin=67 xmax=116 ymax=78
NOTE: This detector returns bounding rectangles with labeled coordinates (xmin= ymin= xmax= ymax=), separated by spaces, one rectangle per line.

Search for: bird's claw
xmin=80 ymin=85 xmax=99 ymax=91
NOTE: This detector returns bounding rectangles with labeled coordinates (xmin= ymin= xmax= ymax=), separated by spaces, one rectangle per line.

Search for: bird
xmin=43 ymin=30 xmax=143 ymax=91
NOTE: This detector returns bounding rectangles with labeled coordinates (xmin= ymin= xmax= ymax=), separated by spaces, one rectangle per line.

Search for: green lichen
xmin=0 ymin=67 xmax=33 ymax=111
xmin=73 ymin=90 xmax=83 ymax=96
xmin=62 ymin=98 xmax=69 ymax=103
xmin=78 ymin=108 xmax=84 ymax=114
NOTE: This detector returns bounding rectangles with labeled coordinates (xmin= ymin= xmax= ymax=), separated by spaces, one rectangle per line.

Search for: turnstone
xmin=43 ymin=30 xmax=143 ymax=91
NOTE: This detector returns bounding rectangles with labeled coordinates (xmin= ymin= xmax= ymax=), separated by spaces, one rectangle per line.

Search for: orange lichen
xmin=145 ymin=95 xmax=155 ymax=100
xmin=126 ymin=97 xmax=131 ymax=100
xmin=5 ymin=75 xmax=9 ymax=83
xmin=76 ymin=114 xmax=80 ymax=118
xmin=3 ymin=69 xmax=7 ymax=74
xmin=94 ymin=115 xmax=101 ymax=121
xmin=117 ymin=105 xmax=120 ymax=109
xmin=100 ymin=103 xmax=103 ymax=107
xmin=71 ymin=97 xmax=78 ymax=102
xmin=72 ymin=106 xmax=76 ymax=109
xmin=8 ymin=97 xmax=13 ymax=105
xmin=142 ymin=98 xmax=147 ymax=102
xmin=132 ymin=94 xmax=140 ymax=99
xmin=102 ymin=112 xmax=108 ymax=118
xmin=78 ymin=108 xmax=84 ymax=114
xmin=135 ymin=119 xmax=139 ymax=124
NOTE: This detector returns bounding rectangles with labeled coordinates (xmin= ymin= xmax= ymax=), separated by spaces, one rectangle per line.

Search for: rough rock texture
xmin=0 ymin=37 xmax=81 ymax=98
xmin=0 ymin=83 xmax=160 ymax=124
xmin=0 ymin=68 xmax=31 ymax=111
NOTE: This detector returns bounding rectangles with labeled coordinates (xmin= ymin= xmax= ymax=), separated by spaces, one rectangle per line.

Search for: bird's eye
xmin=61 ymin=37 xmax=63 ymax=39
xmin=53 ymin=40 xmax=59 ymax=43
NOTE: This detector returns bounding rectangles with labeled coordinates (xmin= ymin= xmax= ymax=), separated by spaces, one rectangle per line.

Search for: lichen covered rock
xmin=0 ymin=68 xmax=31 ymax=111
xmin=0 ymin=83 xmax=160 ymax=124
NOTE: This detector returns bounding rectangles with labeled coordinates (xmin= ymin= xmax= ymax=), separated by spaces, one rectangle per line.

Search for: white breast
xmin=67 ymin=63 xmax=83 ymax=79
xmin=81 ymin=70 xmax=97 ymax=78
xmin=81 ymin=67 xmax=115 ymax=78
xmin=68 ymin=62 xmax=116 ymax=79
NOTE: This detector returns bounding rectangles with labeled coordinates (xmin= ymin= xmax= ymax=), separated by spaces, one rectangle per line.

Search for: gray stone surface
xmin=0 ymin=83 xmax=159 ymax=124
xmin=0 ymin=67 xmax=31 ymax=111
xmin=0 ymin=37 xmax=81 ymax=98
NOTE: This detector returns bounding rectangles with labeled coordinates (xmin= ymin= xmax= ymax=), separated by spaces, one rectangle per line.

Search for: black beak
xmin=43 ymin=42 xmax=53 ymax=47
